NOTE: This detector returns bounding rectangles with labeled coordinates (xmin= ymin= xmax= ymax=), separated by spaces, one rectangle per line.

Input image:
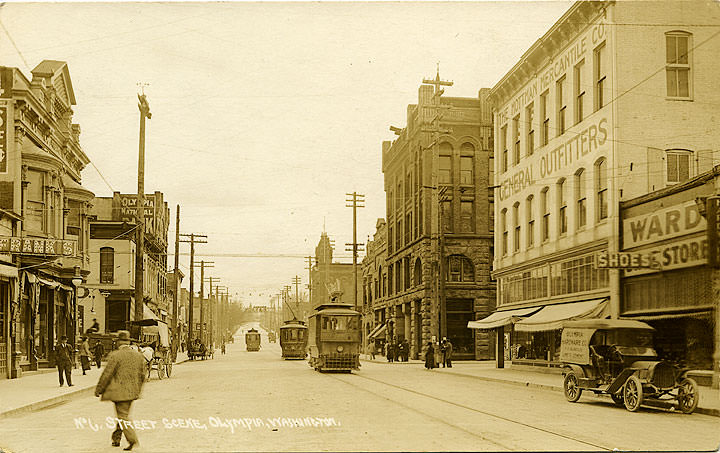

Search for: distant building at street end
xmin=378 ymin=78 xmax=496 ymax=361
xmin=361 ymin=218 xmax=387 ymax=349
xmin=480 ymin=0 xmax=720 ymax=370
xmin=0 ymin=61 xmax=94 ymax=378
xmin=309 ymin=231 xmax=359 ymax=310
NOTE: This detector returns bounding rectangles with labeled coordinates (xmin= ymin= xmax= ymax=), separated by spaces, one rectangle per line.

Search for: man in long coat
xmin=95 ymin=330 xmax=146 ymax=451
xmin=55 ymin=335 xmax=74 ymax=386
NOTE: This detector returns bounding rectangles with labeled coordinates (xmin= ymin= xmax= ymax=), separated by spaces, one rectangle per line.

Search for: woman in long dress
xmin=424 ymin=342 xmax=435 ymax=370
xmin=80 ymin=336 xmax=92 ymax=375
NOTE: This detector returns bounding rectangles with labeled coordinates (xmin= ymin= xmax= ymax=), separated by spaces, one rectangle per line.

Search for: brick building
xmin=378 ymin=79 xmax=495 ymax=360
xmin=309 ymin=231 xmax=359 ymax=310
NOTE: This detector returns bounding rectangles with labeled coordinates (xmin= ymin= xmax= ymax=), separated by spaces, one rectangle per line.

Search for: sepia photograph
xmin=0 ymin=0 xmax=719 ymax=451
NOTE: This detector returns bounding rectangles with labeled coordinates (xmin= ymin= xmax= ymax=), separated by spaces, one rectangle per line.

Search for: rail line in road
xmin=325 ymin=371 xmax=613 ymax=451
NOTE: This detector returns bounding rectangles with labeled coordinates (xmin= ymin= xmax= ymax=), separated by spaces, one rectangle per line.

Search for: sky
xmin=0 ymin=1 xmax=573 ymax=306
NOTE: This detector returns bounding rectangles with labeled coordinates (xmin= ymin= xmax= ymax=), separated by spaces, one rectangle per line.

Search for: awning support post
xmin=496 ymin=325 xmax=504 ymax=369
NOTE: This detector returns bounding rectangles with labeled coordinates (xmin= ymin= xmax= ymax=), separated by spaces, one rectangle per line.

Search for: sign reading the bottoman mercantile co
xmin=0 ymin=236 xmax=76 ymax=256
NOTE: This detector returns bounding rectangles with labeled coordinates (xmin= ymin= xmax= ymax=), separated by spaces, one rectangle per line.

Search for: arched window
xmin=557 ymin=178 xmax=567 ymax=235
xmin=541 ymin=187 xmax=550 ymax=241
xmin=413 ymin=258 xmax=422 ymax=286
xmin=526 ymin=195 xmax=534 ymax=248
xmin=447 ymin=255 xmax=475 ymax=282
xmin=513 ymin=202 xmax=520 ymax=252
xmin=100 ymin=247 xmax=114 ymax=284
xmin=501 ymin=208 xmax=508 ymax=256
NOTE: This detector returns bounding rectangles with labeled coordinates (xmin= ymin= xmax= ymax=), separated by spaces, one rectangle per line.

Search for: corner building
xmin=381 ymin=83 xmax=495 ymax=360
xmin=483 ymin=1 xmax=720 ymax=368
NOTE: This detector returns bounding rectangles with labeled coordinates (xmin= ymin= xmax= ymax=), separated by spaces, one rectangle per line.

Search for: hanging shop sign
xmin=0 ymin=236 xmax=76 ymax=256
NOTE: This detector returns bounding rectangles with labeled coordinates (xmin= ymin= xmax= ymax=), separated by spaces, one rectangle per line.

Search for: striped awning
xmin=467 ymin=306 xmax=542 ymax=330
xmin=514 ymin=298 xmax=609 ymax=332
xmin=368 ymin=324 xmax=386 ymax=339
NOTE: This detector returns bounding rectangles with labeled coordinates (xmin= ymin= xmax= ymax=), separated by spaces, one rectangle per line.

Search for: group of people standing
xmin=379 ymin=339 xmax=410 ymax=362
xmin=424 ymin=338 xmax=453 ymax=370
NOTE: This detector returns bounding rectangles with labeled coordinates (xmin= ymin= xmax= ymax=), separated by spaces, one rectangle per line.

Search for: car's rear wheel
xmin=611 ymin=393 xmax=624 ymax=407
xmin=677 ymin=377 xmax=699 ymax=414
xmin=623 ymin=375 xmax=643 ymax=412
xmin=564 ymin=372 xmax=582 ymax=402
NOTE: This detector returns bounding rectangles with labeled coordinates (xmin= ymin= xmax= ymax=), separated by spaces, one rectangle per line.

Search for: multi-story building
xmin=381 ymin=80 xmax=495 ymax=360
xmin=87 ymin=191 xmax=169 ymax=332
xmin=362 ymin=219 xmax=387 ymax=349
xmin=481 ymin=1 xmax=720 ymax=368
xmin=0 ymin=61 xmax=95 ymax=376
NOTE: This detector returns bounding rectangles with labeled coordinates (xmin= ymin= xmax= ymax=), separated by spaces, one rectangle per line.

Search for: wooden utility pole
xmin=422 ymin=66 xmax=453 ymax=341
xmin=172 ymin=204 xmax=180 ymax=358
xmin=134 ymin=91 xmax=151 ymax=324
xmin=346 ymin=192 xmax=365 ymax=311
xmin=179 ymin=233 xmax=207 ymax=344
xmin=292 ymin=275 xmax=301 ymax=314
xmin=305 ymin=256 xmax=313 ymax=309
xmin=196 ymin=261 xmax=214 ymax=344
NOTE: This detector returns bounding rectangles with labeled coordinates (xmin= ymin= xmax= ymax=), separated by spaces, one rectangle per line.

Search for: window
xmin=541 ymin=187 xmax=550 ymax=241
xmin=388 ymin=189 xmax=393 ymax=216
xmin=666 ymin=32 xmax=691 ymax=98
xmin=396 ymin=219 xmax=402 ymax=249
xmin=666 ymin=150 xmax=691 ymax=184
xmin=575 ymin=169 xmax=587 ymax=229
xmin=556 ymin=75 xmax=567 ymax=136
xmin=459 ymin=201 xmax=473 ymax=233
xmin=513 ymin=115 xmax=520 ymax=164
xmin=26 ymin=170 xmax=45 ymax=233
xmin=388 ymin=263 xmax=394 ymax=295
xmin=405 ymin=213 xmax=411 ymax=244
xmin=388 ymin=226 xmax=393 ymax=254
xmin=447 ymin=255 xmax=475 ymax=282
xmin=439 ymin=155 xmax=452 ymax=184
xmin=594 ymin=42 xmax=608 ymax=111
xmin=526 ymin=195 xmax=535 ymax=248
xmin=460 ymin=156 xmax=473 ymax=185
xmin=540 ymin=91 xmax=549 ymax=146
xmin=500 ymin=125 xmax=508 ymax=173
xmin=501 ymin=208 xmax=508 ymax=256
xmin=397 ymin=182 xmax=402 ymax=210
xmin=596 ymin=158 xmax=608 ymax=221
xmin=100 ymin=247 xmax=115 ymax=284
xmin=441 ymin=200 xmax=452 ymax=233
xmin=575 ymin=60 xmax=585 ymax=124
xmin=513 ymin=202 xmax=520 ymax=252
xmin=558 ymin=179 xmax=567 ymax=235
xmin=526 ymin=103 xmax=535 ymax=156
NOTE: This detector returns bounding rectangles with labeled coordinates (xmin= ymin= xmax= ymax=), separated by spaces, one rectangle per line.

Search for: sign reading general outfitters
xmin=0 ymin=236 xmax=76 ymax=256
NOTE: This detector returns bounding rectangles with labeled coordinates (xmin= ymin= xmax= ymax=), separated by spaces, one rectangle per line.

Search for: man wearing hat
xmin=95 ymin=330 xmax=146 ymax=451
xmin=55 ymin=335 xmax=74 ymax=387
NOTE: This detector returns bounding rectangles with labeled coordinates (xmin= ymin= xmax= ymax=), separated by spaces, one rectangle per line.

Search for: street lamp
xmin=71 ymin=267 xmax=83 ymax=362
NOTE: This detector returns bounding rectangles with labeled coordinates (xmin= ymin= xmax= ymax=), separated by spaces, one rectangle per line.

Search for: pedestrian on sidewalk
xmin=221 ymin=342 xmax=226 ymax=355
xmin=93 ymin=341 xmax=104 ymax=369
xmin=54 ymin=335 xmax=74 ymax=387
xmin=444 ymin=339 xmax=453 ymax=368
xmin=369 ymin=341 xmax=376 ymax=360
xmin=95 ymin=330 xmax=146 ymax=451
xmin=424 ymin=342 xmax=435 ymax=370
xmin=80 ymin=336 xmax=92 ymax=375
xmin=439 ymin=339 xmax=447 ymax=368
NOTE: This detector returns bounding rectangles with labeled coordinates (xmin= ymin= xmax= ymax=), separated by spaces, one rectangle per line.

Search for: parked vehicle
xmin=308 ymin=303 xmax=361 ymax=372
xmin=246 ymin=328 xmax=261 ymax=352
xmin=280 ymin=319 xmax=307 ymax=359
xmin=560 ymin=319 xmax=699 ymax=413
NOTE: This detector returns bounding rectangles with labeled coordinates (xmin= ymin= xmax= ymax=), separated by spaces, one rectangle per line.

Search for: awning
xmin=368 ymin=324 xmax=386 ymax=339
xmin=143 ymin=303 xmax=160 ymax=321
xmin=514 ymin=298 xmax=609 ymax=332
xmin=35 ymin=276 xmax=73 ymax=292
xmin=0 ymin=263 xmax=18 ymax=279
xmin=620 ymin=308 xmax=713 ymax=321
xmin=467 ymin=306 xmax=542 ymax=330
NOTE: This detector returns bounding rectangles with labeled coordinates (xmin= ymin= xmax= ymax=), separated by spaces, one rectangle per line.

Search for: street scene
xmin=1 ymin=0 xmax=720 ymax=452
xmin=1 ymin=324 xmax=719 ymax=453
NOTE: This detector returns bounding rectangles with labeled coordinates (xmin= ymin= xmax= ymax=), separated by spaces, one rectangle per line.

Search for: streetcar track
xmin=327 ymin=370 xmax=613 ymax=451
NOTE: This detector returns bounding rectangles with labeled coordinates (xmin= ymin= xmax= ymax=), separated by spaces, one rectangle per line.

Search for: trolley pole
xmin=345 ymin=192 xmax=365 ymax=311
xmin=292 ymin=275 xmax=301 ymax=315
xmin=196 ymin=261 xmax=215 ymax=345
xmin=172 ymin=204 xmax=180 ymax=358
xmin=179 ymin=233 xmax=207 ymax=344
xmin=134 ymin=90 xmax=151 ymax=324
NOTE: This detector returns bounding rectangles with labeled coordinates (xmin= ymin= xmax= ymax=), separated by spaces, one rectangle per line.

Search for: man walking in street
xmin=95 ymin=330 xmax=146 ymax=451
xmin=55 ymin=335 xmax=74 ymax=387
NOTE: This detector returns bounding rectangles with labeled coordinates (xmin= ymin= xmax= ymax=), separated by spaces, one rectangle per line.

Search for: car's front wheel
xmin=564 ymin=372 xmax=583 ymax=402
xmin=677 ymin=377 xmax=699 ymax=414
xmin=623 ymin=375 xmax=643 ymax=412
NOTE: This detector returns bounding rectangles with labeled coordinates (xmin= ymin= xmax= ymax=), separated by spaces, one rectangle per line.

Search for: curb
xmin=0 ymin=357 xmax=192 ymax=420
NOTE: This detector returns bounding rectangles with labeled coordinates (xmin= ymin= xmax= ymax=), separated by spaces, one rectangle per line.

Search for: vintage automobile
xmin=560 ymin=319 xmax=699 ymax=413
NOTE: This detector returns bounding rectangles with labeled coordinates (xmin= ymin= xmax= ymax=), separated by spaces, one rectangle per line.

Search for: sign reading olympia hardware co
xmin=0 ymin=236 xmax=76 ymax=256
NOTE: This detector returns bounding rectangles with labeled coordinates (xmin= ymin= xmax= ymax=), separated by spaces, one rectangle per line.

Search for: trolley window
xmin=321 ymin=316 xmax=358 ymax=331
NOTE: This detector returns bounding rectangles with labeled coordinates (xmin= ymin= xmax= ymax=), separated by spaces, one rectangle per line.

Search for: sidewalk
xmin=360 ymin=355 xmax=720 ymax=417
xmin=0 ymin=351 xmax=190 ymax=420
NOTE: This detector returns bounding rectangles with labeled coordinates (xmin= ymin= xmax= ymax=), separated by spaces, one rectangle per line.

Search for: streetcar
xmin=245 ymin=328 xmax=261 ymax=352
xmin=307 ymin=302 xmax=361 ymax=372
xmin=280 ymin=319 xmax=308 ymax=359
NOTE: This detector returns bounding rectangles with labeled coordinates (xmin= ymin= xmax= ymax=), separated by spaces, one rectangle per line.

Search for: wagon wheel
xmin=563 ymin=372 xmax=583 ymax=402
xmin=156 ymin=359 xmax=165 ymax=380
xmin=610 ymin=393 xmax=624 ymax=407
xmin=623 ymin=375 xmax=643 ymax=412
xmin=677 ymin=377 xmax=699 ymax=414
